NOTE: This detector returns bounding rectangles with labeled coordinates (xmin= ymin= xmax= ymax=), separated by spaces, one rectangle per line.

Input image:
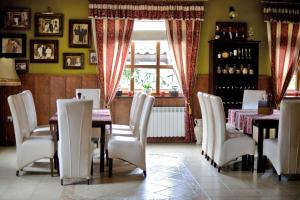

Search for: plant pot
xmin=144 ymin=88 xmax=151 ymax=95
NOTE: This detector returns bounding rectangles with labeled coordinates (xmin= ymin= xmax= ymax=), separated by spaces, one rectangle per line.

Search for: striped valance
xmin=88 ymin=0 xmax=205 ymax=20
xmin=263 ymin=3 xmax=300 ymax=23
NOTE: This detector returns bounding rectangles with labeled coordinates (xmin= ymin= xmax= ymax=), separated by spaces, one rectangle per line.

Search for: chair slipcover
xmin=197 ymin=92 xmax=208 ymax=155
xmin=8 ymin=94 xmax=54 ymax=175
xmin=57 ymin=99 xmax=93 ymax=184
xmin=111 ymin=93 xmax=146 ymax=137
xmin=75 ymin=89 xmax=101 ymax=140
xmin=203 ymin=93 xmax=215 ymax=160
xmin=210 ymin=95 xmax=256 ymax=169
xmin=242 ymin=90 xmax=266 ymax=109
xmin=20 ymin=90 xmax=51 ymax=136
xmin=263 ymin=99 xmax=300 ymax=177
xmin=108 ymin=95 xmax=155 ymax=176
xmin=112 ymin=92 xmax=142 ymax=131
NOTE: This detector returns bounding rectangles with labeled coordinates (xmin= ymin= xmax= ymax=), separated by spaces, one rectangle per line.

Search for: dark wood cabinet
xmin=209 ymin=39 xmax=260 ymax=114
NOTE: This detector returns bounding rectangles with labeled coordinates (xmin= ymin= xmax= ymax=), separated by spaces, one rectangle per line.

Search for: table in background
xmin=49 ymin=109 xmax=112 ymax=173
xmin=228 ymin=109 xmax=280 ymax=172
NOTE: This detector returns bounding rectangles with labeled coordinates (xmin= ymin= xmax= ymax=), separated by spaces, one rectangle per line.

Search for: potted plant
xmin=142 ymin=82 xmax=152 ymax=94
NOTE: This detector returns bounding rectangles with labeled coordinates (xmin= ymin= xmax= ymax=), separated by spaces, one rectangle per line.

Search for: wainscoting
xmin=0 ymin=74 xmax=271 ymax=145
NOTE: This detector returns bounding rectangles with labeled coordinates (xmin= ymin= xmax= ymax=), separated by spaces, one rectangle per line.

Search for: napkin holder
xmin=258 ymin=100 xmax=273 ymax=115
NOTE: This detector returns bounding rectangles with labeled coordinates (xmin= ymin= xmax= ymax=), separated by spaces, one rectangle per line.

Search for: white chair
xmin=197 ymin=92 xmax=208 ymax=157
xmin=112 ymin=92 xmax=141 ymax=131
xmin=8 ymin=94 xmax=54 ymax=176
xmin=75 ymin=89 xmax=101 ymax=144
xmin=242 ymin=90 xmax=266 ymax=109
xmin=20 ymin=90 xmax=51 ymax=137
xmin=263 ymin=99 xmax=300 ymax=180
xmin=210 ymin=95 xmax=256 ymax=172
xmin=111 ymin=93 xmax=146 ymax=137
xmin=203 ymin=93 xmax=215 ymax=163
xmin=108 ymin=95 xmax=155 ymax=177
xmin=57 ymin=99 xmax=93 ymax=185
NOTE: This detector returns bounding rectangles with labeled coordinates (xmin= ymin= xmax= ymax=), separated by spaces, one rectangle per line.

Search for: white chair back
xmin=210 ymin=95 xmax=227 ymax=164
xmin=197 ymin=92 xmax=208 ymax=154
xmin=129 ymin=92 xmax=141 ymax=127
xmin=57 ymin=99 xmax=93 ymax=179
xmin=132 ymin=93 xmax=146 ymax=136
xmin=75 ymin=89 xmax=100 ymax=109
xmin=242 ymin=90 xmax=266 ymax=109
xmin=20 ymin=90 xmax=38 ymax=132
xmin=139 ymin=95 xmax=155 ymax=146
xmin=278 ymin=99 xmax=300 ymax=174
xmin=8 ymin=94 xmax=30 ymax=146
xmin=203 ymin=93 xmax=215 ymax=159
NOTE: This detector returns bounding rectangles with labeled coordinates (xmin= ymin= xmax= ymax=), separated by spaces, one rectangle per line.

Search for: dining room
xmin=1 ymin=0 xmax=300 ymax=199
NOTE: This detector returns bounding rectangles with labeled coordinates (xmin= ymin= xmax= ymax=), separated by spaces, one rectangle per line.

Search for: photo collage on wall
xmin=0 ymin=7 xmax=97 ymax=72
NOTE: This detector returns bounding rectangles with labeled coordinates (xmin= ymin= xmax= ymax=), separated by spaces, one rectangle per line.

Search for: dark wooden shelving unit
xmin=209 ymin=39 xmax=260 ymax=115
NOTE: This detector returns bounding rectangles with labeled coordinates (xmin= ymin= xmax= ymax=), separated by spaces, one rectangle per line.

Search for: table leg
xmin=100 ymin=125 xmax=105 ymax=173
xmin=257 ymin=126 xmax=264 ymax=173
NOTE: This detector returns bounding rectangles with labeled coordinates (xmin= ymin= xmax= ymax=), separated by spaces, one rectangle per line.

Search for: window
xmin=119 ymin=20 xmax=180 ymax=94
xmin=286 ymin=64 xmax=300 ymax=96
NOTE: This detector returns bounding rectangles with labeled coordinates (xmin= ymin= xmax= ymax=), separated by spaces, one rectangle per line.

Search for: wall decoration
xmin=88 ymin=50 xmax=98 ymax=65
xmin=63 ymin=53 xmax=84 ymax=69
xmin=30 ymin=39 xmax=59 ymax=63
xmin=4 ymin=7 xmax=31 ymax=30
xmin=34 ymin=13 xmax=64 ymax=37
xmin=0 ymin=33 xmax=26 ymax=58
xmin=69 ymin=19 xmax=91 ymax=48
xmin=15 ymin=59 xmax=29 ymax=73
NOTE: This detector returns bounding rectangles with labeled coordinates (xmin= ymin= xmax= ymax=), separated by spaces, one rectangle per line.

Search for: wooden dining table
xmin=228 ymin=109 xmax=280 ymax=172
xmin=49 ymin=109 xmax=112 ymax=173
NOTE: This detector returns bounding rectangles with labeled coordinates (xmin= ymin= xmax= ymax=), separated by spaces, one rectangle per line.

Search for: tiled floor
xmin=0 ymin=144 xmax=300 ymax=200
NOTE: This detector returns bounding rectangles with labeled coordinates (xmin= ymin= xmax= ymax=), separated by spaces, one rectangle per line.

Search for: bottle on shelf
xmin=217 ymin=52 xmax=221 ymax=59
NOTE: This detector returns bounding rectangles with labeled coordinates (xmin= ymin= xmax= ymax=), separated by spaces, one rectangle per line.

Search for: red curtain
xmin=95 ymin=19 xmax=134 ymax=107
xmin=166 ymin=20 xmax=201 ymax=142
xmin=267 ymin=21 xmax=300 ymax=106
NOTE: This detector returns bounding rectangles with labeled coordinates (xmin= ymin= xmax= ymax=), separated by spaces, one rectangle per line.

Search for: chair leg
xmin=218 ymin=167 xmax=221 ymax=173
xmin=61 ymin=179 xmax=63 ymax=186
xmin=278 ymin=175 xmax=281 ymax=182
xmin=143 ymin=170 xmax=147 ymax=176
xmin=106 ymin=149 xmax=109 ymax=167
xmin=211 ymin=160 xmax=214 ymax=165
xmin=16 ymin=170 xmax=19 ymax=176
xmin=50 ymin=158 xmax=54 ymax=177
xmin=108 ymin=158 xmax=113 ymax=177
xmin=201 ymin=150 xmax=204 ymax=155
xmin=91 ymin=159 xmax=93 ymax=176
xmin=87 ymin=179 xmax=90 ymax=185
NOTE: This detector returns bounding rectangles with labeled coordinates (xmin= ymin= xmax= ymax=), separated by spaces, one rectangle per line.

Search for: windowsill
xmin=115 ymin=94 xmax=184 ymax=99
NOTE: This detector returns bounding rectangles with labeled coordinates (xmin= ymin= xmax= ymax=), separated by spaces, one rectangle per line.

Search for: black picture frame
xmin=30 ymin=39 xmax=59 ymax=63
xmin=34 ymin=13 xmax=64 ymax=37
xmin=0 ymin=33 xmax=26 ymax=58
xmin=69 ymin=19 xmax=91 ymax=48
xmin=4 ymin=7 xmax=31 ymax=30
xmin=88 ymin=50 xmax=98 ymax=65
xmin=63 ymin=53 xmax=84 ymax=69
xmin=15 ymin=59 xmax=29 ymax=73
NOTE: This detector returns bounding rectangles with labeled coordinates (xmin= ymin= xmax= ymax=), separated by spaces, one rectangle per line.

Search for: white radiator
xmin=147 ymin=107 xmax=185 ymax=137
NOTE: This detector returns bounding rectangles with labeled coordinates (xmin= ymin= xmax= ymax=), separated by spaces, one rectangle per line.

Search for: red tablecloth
xmin=228 ymin=109 xmax=280 ymax=134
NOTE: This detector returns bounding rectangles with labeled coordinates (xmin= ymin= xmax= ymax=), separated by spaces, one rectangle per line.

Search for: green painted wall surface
xmin=0 ymin=0 xmax=97 ymax=74
xmin=1 ymin=0 xmax=270 ymax=75
xmin=198 ymin=0 xmax=270 ymax=75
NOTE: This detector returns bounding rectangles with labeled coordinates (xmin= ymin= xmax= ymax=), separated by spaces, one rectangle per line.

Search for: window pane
xmin=160 ymin=69 xmax=180 ymax=91
xmin=287 ymin=74 xmax=297 ymax=91
xmin=119 ymin=68 xmax=131 ymax=91
xmin=125 ymin=47 xmax=131 ymax=65
xmin=134 ymin=68 xmax=156 ymax=90
xmin=134 ymin=40 xmax=156 ymax=65
xmin=160 ymin=40 xmax=173 ymax=65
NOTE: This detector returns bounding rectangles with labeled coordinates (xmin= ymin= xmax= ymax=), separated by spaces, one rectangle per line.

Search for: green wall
xmin=0 ymin=0 xmax=97 ymax=74
xmin=1 ymin=0 xmax=270 ymax=76
xmin=199 ymin=0 xmax=270 ymax=75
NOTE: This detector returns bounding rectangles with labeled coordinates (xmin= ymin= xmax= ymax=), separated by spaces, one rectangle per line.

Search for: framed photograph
xmin=69 ymin=19 xmax=91 ymax=48
xmin=15 ymin=59 xmax=29 ymax=73
xmin=88 ymin=50 xmax=98 ymax=65
xmin=4 ymin=8 xmax=31 ymax=30
xmin=35 ymin=13 xmax=64 ymax=37
xmin=63 ymin=53 xmax=84 ymax=69
xmin=0 ymin=33 xmax=26 ymax=58
xmin=30 ymin=40 xmax=59 ymax=63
